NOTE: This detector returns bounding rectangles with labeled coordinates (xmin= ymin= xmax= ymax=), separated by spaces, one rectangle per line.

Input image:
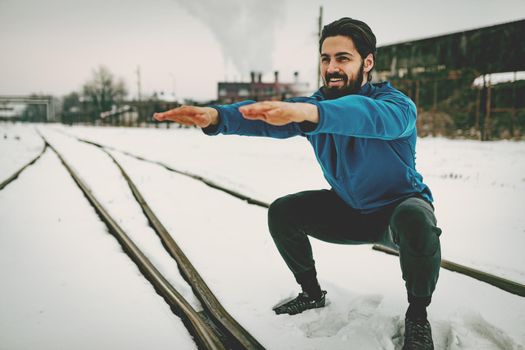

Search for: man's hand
xmin=239 ymin=101 xmax=319 ymax=126
xmin=153 ymin=106 xmax=219 ymax=128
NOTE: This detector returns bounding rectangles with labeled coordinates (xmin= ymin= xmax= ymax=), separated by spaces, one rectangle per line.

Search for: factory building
xmin=217 ymin=71 xmax=309 ymax=104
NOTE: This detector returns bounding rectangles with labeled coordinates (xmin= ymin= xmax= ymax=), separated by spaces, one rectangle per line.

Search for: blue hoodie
xmin=203 ymin=82 xmax=433 ymax=213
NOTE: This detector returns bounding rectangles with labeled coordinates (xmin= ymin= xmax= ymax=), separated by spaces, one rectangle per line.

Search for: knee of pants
xmin=390 ymin=203 xmax=441 ymax=256
xmin=267 ymin=195 xmax=299 ymax=237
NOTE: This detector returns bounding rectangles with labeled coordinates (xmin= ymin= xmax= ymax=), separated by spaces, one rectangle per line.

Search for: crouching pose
xmin=154 ymin=17 xmax=442 ymax=350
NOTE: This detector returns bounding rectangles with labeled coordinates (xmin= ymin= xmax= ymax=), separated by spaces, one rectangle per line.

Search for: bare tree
xmin=82 ymin=66 xmax=127 ymax=117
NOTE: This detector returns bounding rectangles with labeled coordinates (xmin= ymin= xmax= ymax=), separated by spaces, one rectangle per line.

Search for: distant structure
xmin=0 ymin=95 xmax=58 ymax=122
xmin=0 ymin=104 xmax=20 ymax=119
xmin=374 ymin=19 xmax=525 ymax=140
xmin=217 ymin=71 xmax=309 ymax=104
xmin=375 ymin=19 xmax=525 ymax=80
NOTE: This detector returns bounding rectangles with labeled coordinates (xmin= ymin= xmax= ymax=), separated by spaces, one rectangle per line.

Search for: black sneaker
xmin=403 ymin=317 xmax=434 ymax=350
xmin=272 ymin=291 xmax=327 ymax=315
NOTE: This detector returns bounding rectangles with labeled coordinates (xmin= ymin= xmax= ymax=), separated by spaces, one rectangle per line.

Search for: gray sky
xmin=1 ymin=0 xmax=524 ymax=101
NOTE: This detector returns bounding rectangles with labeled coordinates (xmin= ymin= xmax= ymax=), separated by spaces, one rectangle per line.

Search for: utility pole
xmin=136 ymin=65 xmax=142 ymax=102
xmin=317 ymin=6 xmax=323 ymax=89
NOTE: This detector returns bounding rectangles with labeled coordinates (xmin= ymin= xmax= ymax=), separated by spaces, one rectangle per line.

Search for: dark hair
xmin=319 ymin=17 xmax=377 ymax=81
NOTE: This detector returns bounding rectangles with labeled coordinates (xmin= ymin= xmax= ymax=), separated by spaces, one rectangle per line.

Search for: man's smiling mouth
xmin=328 ymin=77 xmax=345 ymax=87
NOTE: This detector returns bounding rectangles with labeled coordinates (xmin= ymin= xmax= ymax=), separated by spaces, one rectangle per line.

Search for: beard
xmin=322 ymin=62 xmax=365 ymax=100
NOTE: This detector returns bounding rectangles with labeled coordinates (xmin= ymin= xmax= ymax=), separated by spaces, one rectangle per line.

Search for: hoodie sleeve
xmin=202 ymin=100 xmax=305 ymax=139
xmin=301 ymin=91 xmax=417 ymax=140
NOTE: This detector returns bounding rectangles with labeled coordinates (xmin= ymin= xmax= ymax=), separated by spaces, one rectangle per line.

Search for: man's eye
xmin=338 ymin=57 xmax=350 ymax=62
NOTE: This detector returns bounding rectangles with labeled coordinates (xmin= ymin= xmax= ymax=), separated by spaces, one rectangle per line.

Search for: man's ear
xmin=363 ymin=53 xmax=374 ymax=73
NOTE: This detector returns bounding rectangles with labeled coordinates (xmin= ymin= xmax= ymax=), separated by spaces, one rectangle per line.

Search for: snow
xmin=0 ymin=123 xmax=45 ymax=181
xmin=472 ymin=71 xmax=525 ymax=87
xmin=0 ymin=136 xmax=196 ymax=349
xmin=1 ymin=122 xmax=524 ymax=350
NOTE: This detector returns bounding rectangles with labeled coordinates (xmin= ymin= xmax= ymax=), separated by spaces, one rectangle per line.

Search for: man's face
xmin=320 ymin=35 xmax=372 ymax=99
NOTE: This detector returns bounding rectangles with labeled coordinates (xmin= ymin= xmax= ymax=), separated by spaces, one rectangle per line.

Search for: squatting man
xmin=154 ymin=18 xmax=442 ymax=350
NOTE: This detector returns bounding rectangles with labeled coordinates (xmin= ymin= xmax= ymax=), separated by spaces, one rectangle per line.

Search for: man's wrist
xmin=300 ymin=103 xmax=319 ymax=124
xmin=206 ymin=107 xmax=220 ymax=126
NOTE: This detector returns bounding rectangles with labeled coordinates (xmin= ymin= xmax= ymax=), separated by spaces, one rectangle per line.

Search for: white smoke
xmin=173 ymin=0 xmax=285 ymax=78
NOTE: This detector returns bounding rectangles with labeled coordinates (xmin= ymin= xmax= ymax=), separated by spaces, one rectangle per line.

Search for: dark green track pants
xmin=267 ymin=190 xmax=442 ymax=298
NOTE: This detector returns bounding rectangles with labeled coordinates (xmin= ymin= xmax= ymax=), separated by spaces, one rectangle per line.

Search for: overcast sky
xmin=1 ymin=0 xmax=524 ymax=101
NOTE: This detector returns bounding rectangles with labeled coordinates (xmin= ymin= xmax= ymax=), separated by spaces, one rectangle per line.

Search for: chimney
xmin=250 ymin=71 xmax=255 ymax=83
xmin=274 ymin=71 xmax=279 ymax=83
xmin=293 ymin=71 xmax=299 ymax=83
xmin=258 ymin=72 xmax=262 ymax=83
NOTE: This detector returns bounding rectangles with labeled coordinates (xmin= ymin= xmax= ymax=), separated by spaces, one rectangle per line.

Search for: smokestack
xmin=274 ymin=71 xmax=279 ymax=83
xmin=293 ymin=71 xmax=299 ymax=83
xmin=258 ymin=72 xmax=262 ymax=83
xmin=250 ymin=71 xmax=255 ymax=83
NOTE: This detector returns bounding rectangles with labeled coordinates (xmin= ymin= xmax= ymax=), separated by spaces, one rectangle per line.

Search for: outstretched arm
xmin=152 ymin=94 xmax=415 ymax=140
xmin=152 ymin=101 xmax=316 ymax=139
xmin=234 ymin=93 xmax=416 ymax=140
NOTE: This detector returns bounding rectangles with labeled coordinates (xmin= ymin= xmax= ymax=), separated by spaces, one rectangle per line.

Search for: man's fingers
xmin=153 ymin=112 xmax=210 ymax=128
xmin=154 ymin=113 xmax=178 ymax=122
xmin=153 ymin=112 xmax=165 ymax=121
xmin=152 ymin=106 xmax=214 ymax=128
xmin=265 ymin=108 xmax=284 ymax=118
xmin=153 ymin=105 xmax=201 ymax=120
xmin=176 ymin=115 xmax=194 ymax=124
xmin=240 ymin=102 xmax=277 ymax=115
xmin=154 ymin=112 xmax=189 ymax=124
xmin=163 ymin=109 xmax=194 ymax=119
xmin=241 ymin=106 xmax=272 ymax=114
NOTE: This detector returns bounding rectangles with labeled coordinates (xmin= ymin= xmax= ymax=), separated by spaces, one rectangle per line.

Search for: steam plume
xmin=173 ymin=0 xmax=285 ymax=78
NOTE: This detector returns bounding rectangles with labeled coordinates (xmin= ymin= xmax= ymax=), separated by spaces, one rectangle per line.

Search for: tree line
xmin=15 ymin=65 xmax=183 ymax=127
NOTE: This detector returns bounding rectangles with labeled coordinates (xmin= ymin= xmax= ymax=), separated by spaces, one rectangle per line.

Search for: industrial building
xmin=217 ymin=71 xmax=309 ymax=104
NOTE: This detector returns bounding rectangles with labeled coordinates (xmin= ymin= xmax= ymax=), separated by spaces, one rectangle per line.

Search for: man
xmin=154 ymin=17 xmax=441 ymax=350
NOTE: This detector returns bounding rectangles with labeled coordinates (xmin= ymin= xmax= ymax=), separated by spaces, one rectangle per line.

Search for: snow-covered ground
xmin=0 ymin=123 xmax=45 ymax=182
xmin=1 ymin=122 xmax=524 ymax=350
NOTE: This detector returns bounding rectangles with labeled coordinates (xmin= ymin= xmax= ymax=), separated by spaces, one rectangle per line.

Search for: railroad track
xmin=52 ymin=128 xmax=270 ymax=208
xmin=37 ymin=130 xmax=264 ymax=350
xmin=52 ymin=127 xmax=525 ymax=298
xmin=0 ymin=143 xmax=47 ymax=191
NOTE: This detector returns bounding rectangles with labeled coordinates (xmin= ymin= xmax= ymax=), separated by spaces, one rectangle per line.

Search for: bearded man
xmin=154 ymin=17 xmax=441 ymax=350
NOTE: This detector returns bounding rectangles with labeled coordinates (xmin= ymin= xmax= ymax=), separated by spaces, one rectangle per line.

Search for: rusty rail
xmin=95 ymin=145 xmax=265 ymax=349
xmin=39 ymin=132 xmax=227 ymax=350
xmin=373 ymin=244 xmax=525 ymax=297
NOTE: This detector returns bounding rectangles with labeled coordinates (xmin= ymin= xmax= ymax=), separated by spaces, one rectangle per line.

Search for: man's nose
xmin=327 ymin=60 xmax=340 ymax=73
